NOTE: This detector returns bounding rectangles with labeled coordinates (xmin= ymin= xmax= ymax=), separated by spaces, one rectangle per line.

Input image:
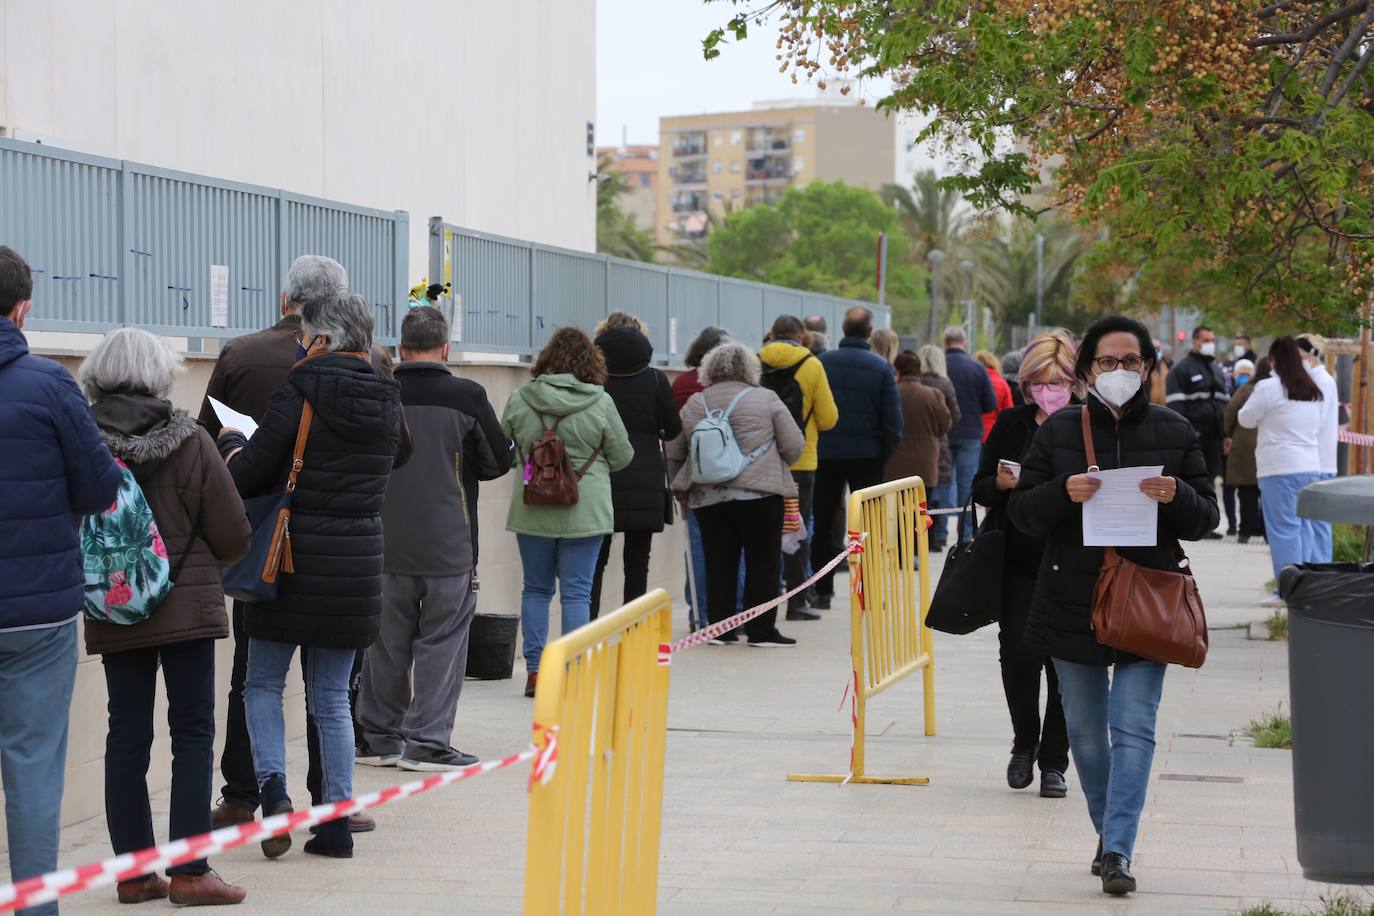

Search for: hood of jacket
xmin=597 ymin=326 xmax=653 ymax=376
xmin=517 ymin=372 xmax=606 ymax=417
xmin=91 ymin=393 xmax=198 ymax=464
xmin=759 ymin=339 xmax=811 ymax=368
xmin=289 ymin=352 xmax=400 ymax=443
xmin=0 ymin=318 xmax=27 ymax=371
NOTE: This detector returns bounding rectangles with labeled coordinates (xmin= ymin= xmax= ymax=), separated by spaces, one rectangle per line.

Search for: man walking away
xmin=0 ymin=246 xmax=122 ymax=916
xmin=357 ymin=307 xmax=513 ymax=771
xmin=810 ymin=307 xmax=901 ymax=609
xmin=1166 ymin=326 xmax=1228 ymax=538
xmin=760 ymin=315 xmax=839 ymax=620
xmin=943 ymin=327 xmax=997 ymax=541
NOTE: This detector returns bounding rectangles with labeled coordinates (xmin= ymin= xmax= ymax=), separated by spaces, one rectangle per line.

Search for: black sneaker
xmin=398 ymin=747 xmax=480 ymax=772
xmin=785 ymin=608 xmax=821 ymax=621
xmin=747 ymin=632 xmax=797 ymax=648
xmin=1205 ymin=531 xmax=1224 ymax=539
xmin=804 ymin=586 xmax=819 ymax=606
xmin=356 ymin=741 xmax=400 ymax=767
xmin=1100 ymin=852 xmax=1136 ymax=895
xmin=707 ymin=632 xmax=740 ymax=645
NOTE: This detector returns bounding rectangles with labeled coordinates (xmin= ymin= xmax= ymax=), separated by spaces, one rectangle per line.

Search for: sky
xmin=595 ymin=0 xmax=895 ymax=148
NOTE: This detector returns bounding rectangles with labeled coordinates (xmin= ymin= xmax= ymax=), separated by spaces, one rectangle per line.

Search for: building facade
xmin=655 ymin=100 xmax=895 ymax=248
xmin=0 ymin=0 xmax=598 ymax=279
xmin=596 ymin=144 xmax=659 ymax=235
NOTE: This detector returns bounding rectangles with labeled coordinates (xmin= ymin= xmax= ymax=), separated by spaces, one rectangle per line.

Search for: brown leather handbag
xmin=1080 ymin=407 xmax=1209 ymax=668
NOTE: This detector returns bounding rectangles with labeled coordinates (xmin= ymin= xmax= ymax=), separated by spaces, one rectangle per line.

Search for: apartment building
xmin=656 ymin=100 xmax=895 ymax=247
xmin=596 ymin=144 xmax=660 ymax=234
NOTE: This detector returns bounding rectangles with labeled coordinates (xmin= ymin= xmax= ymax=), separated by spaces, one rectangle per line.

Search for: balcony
xmin=672 ymin=164 xmax=708 ymax=186
xmin=670 ymin=191 xmax=707 ymax=213
xmin=744 ymin=162 xmax=793 ymax=183
xmin=744 ymin=139 xmax=792 ymax=156
xmin=670 ymin=132 xmax=708 ymax=159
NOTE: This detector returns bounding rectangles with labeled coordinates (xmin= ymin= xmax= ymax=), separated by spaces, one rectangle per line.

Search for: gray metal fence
xmin=0 ymin=139 xmax=408 ymax=343
xmin=428 ymin=220 xmax=892 ymax=362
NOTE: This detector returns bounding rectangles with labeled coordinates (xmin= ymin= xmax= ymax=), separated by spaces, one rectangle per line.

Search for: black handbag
xmin=925 ymin=493 xmax=1006 ymax=635
xmin=222 ymin=402 xmax=313 ymax=604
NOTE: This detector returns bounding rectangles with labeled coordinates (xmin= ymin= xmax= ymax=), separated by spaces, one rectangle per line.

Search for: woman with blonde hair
xmin=870 ymin=328 xmax=900 ymax=367
xmin=917 ymin=344 xmax=960 ymax=551
xmin=971 ymin=332 xmax=1079 ymax=802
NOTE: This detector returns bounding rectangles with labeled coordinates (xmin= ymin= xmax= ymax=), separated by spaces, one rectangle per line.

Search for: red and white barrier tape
xmin=0 ymin=734 xmax=555 ymax=914
xmin=667 ymin=532 xmax=866 ymax=654
xmin=1340 ymin=429 xmax=1374 ymax=447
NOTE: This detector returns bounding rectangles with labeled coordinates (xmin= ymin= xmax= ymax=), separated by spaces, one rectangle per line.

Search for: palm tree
xmin=881 ymin=169 xmax=973 ymax=337
xmin=969 ymin=216 xmax=1088 ymax=347
xmin=660 ymin=202 xmax=735 ymax=271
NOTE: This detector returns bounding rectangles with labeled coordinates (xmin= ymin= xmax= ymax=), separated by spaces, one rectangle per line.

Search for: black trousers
xmin=588 ymin=530 xmax=654 ymax=620
xmin=694 ymin=496 xmax=784 ymax=639
xmin=811 ymin=458 xmax=885 ymax=597
xmin=1238 ymin=484 xmax=1266 ymax=537
xmin=222 ymin=602 xmax=356 ymax=809
xmin=998 ymin=624 xmax=1069 ymax=773
xmin=103 ymin=638 xmax=216 ymax=877
xmin=784 ymin=471 xmax=815 ymax=611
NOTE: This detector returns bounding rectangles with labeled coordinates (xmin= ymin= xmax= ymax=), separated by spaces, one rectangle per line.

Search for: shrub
xmin=1247 ymin=706 xmax=1293 ymax=750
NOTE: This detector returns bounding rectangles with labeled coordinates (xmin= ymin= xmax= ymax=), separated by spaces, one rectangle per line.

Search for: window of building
xmin=713 ymin=190 xmax=724 ymax=202
xmin=794 ymin=128 xmax=806 ymax=142
xmin=638 ymin=173 xmax=652 ymax=187
xmin=730 ymin=160 xmax=741 ymax=174
xmin=714 ymin=134 xmax=723 ymax=146
xmin=669 ymin=165 xmax=678 ymax=178
xmin=793 ymin=157 xmax=805 ymax=173
xmin=713 ymin=160 xmax=723 ymax=175
xmin=731 ymin=189 xmax=741 ymax=201
xmin=731 ymin=130 xmax=742 ymax=144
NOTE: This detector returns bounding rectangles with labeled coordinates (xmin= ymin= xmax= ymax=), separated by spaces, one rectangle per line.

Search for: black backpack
xmin=759 ymin=352 xmax=813 ymax=431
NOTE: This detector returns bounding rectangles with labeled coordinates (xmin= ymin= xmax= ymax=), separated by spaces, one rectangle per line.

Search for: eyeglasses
xmin=1092 ymin=354 xmax=1145 ymax=372
xmin=1027 ymin=380 xmax=1069 ymax=393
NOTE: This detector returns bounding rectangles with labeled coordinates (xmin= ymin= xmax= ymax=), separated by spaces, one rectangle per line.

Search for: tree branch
xmin=1245 ymin=0 xmax=1370 ymax=47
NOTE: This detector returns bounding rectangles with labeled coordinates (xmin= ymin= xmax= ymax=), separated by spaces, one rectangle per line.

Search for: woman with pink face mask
xmin=971 ymin=331 xmax=1079 ymax=801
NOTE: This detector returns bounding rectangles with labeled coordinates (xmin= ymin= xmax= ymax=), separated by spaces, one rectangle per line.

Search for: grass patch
xmin=1264 ymin=577 xmax=1277 ymax=593
xmin=1265 ymin=609 xmax=1289 ymax=641
xmin=1241 ymin=894 xmax=1374 ymax=916
xmin=1334 ymin=523 xmax=1366 ymax=564
xmin=1247 ymin=706 xmax=1293 ymax=749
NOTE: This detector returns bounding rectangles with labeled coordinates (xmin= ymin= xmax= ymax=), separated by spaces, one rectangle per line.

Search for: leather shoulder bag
xmin=925 ymin=490 xmax=1006 ymax=635
xmin=223 ymin=401 xmax=314 ymax=604
xmin=1080 ymin=406 xmax=1208 ymax=668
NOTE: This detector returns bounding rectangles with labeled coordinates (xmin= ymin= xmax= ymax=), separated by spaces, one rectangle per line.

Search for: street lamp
xmin=926 ymin=248 xmax=945 ymax=344
xmin=960 ymin=258 xmax=975 ymax=348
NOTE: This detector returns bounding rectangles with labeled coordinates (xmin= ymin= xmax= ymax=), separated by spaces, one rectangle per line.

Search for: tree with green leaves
xmin=707 ymin=1 xmax=1374 ymax=334
xmin=595 ymin=155 xmax=656 ymax=263
xmin=971 ymin=216 xmax=1096 ymax=344
xmin=705 ymin=180 xmax=929 ymax=331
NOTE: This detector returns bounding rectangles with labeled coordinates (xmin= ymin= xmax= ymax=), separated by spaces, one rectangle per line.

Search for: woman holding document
xmin=1009 ymin=316 xmax=1218 ymax=897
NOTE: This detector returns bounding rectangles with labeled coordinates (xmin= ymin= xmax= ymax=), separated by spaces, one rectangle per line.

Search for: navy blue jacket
xmin=817 ymin=336 xmax=902 ymax=464
xmin=945 ymin=347 xmax=997 ymax=441
xmin=0 ymin=318 xmax=122 ymax=631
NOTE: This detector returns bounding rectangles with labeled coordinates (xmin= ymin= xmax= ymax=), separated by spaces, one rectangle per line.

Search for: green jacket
xmin=502 ymin=373 xmax=634 ymax=538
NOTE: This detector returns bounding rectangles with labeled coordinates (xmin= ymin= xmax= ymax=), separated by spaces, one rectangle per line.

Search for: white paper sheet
xmin=208 ymin=397 xmax=258 ymax=440
xmin=1081 ymin=465 xmax=1164 ymax=547
xmin=209 ymin=265 xmax=229 ymax=328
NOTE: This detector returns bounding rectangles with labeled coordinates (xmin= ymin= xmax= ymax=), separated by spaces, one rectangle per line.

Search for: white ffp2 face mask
xmin=1200 ymin=341 xmax=1216 ymax=357
xmin=1233 ymin=344 xmax=1246 ymax=358
xmin=1095 ymin=368 xmax=1142 ymax=407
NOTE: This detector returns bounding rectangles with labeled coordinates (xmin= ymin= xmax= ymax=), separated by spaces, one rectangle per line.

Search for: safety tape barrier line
xmin=0 ymin=738 xmax=556 ymax=913
xmin=1340 ymin=429 xmax=1374 ymax=447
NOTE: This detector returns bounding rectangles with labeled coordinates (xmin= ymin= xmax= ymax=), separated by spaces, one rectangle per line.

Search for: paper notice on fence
xmin=1081 ymin=465 xmax=1164 ymax=547
xmin=209 ymin=265 xmax=229 ymax=328
xmin=208 ymin=397 xmax=258 ymax=440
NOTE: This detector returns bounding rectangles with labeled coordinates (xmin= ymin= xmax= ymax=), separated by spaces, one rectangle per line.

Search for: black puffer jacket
xmin=1007 ymin=392 xmax=1218 ymax=666
xmin=220 ymin=352 xmax=402 ymax=649
xmin=596 ymin=326 xmax=681 ymax=532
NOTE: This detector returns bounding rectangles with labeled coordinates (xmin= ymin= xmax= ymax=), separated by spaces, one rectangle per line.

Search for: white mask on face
xmin=1094 ymin=368 xmax=1142 ymax=407
xmin=1233 ymin=344 xmax=1246 ymax=358
xmin=1199 ymin=341 xmax=1216 ymax=357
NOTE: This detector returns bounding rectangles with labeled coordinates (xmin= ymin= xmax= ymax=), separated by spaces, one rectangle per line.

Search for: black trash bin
xmin=1279 ymin=562 xmax=1374 ymax=884
xmin=466 ymin=613 xmax=519 ymax=680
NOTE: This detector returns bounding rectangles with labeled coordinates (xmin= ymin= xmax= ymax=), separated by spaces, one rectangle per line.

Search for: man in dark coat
xmin=589 ymin=316 xmax=682 ymax=617
xmin=810 ymin=306 xmax=902 ymax=608
xmin=1165 ymin=325 xmax=1228 ymax=538
xmin=0 ymin=246 xmax=122 ymax=911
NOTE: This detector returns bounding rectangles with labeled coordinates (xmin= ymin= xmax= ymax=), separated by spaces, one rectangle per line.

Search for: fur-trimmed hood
xmin=90 ymin=393 xmax=198 ymax=464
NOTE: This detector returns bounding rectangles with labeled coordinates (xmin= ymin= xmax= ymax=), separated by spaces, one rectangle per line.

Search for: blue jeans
xmin=245 ymin=639 xmax=356 ymax=807
xmin=949 ymin=437 xmax=983 ymax=541
xmin=1259 ymin=472 xmax=1323 ymax=584
xmin=1053 ymin=658 xmax=1167 ymax=861
xmin=0 ymin=622 xmax=77 ymax=916
xmin=517 ymin=534 xmax=603 ymax=673
xmin=683 ymin=509 xmax=747 ymax=630
xmin=1303 ymin=472 xmax=1335 ymax=563
xmin=929 ymin=480 xmax=955 ymax=544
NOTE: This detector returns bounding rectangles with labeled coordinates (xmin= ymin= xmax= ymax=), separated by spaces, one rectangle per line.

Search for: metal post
xmin=876 ymin=232 xmax=889 ymax=307
xmin=926 ymin=249 xmax=944 ymax=345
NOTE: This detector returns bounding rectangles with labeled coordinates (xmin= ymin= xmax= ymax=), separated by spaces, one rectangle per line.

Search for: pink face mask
xmin=1030 ymin=384 xmax=1071 ymax=415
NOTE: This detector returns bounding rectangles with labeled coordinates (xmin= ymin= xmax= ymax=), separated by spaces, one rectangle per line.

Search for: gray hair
xmin=699 ymin=341 xmax=760 ymax=386
xmin=943 ymin=325 xmax=967 ymax=346
xmin=81 ymin=328 xmax=186 ymax=401
xmin=917 ymin=344 xmax=947 ymax=378
xmin=285 ymin=255 xmax=348 ymax=312
xmin=871 ymin=328 xmax=900 ymax=363
xmin=302 ymin=291 xmax=374 ymax=353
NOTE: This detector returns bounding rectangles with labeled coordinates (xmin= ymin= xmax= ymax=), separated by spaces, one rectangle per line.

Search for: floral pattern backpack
xmin=81 ymin=459 xmax=174 ymax=625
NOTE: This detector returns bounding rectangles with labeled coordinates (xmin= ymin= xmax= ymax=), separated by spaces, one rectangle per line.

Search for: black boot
xmin=1091 ymin=837 xmax=1103 ymax=876
xmin=258 ymin=775 xmax=293 ymax=860
xmin=1007 ymin=748 xmax=1036 ymax=790
xmin=1100 ymin=852 xmax=1136 ymax=895
xmin=304 ymin=816 xmax=354 ymax=859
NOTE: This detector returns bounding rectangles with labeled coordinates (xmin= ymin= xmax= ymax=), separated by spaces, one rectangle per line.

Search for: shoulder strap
xmin=574 ymin=446 xmax=602 ymax=479
xmin=286 ymin=400 xmax=314 ymax=493
xmin=721 ymin=387 xmax=752 ymax=418
xmin=1080 ymin=405 xmax=1098 ymax=471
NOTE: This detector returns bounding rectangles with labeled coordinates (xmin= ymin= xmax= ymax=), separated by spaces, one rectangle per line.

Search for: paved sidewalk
xmin=10 ymin=535 xmax=1351 ymax=914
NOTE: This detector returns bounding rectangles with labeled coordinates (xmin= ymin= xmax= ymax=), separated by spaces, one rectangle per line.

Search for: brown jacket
xmin=85 ymin=395 xmax=251 ymax=655
xmin=1223 ymin=381 xmax=1259 ymax=486
xmin=886 ymin=377 xmax=953 ymax=487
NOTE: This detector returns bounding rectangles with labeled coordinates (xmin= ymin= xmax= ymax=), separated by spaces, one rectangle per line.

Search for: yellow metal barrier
xmin=524 ymin=589 xmax=673 ymax=915
xmin=788 ymin=475 xmax=936 ymax=785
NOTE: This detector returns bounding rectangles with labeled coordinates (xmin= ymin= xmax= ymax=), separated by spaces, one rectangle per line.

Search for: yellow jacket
xmin=758 ymin=341 xmax=839 ymax=472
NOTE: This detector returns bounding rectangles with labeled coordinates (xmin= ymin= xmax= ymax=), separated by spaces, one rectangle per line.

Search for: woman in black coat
xmin=1008 ymin=316 xmax=1218 ymax=897
xmin=971 ymin=332 xmax=1077 ymax=801
xmin=589 ymin=313 xmax=682 ymax=617
xmin=219 ymin=292 xmax=402 ymax=860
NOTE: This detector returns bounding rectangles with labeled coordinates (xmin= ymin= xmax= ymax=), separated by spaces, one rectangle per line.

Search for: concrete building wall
xmin=0 ymin=0 xmax=598 ymax=278
xmin=0 ymin=346 xmax=686 ymax=845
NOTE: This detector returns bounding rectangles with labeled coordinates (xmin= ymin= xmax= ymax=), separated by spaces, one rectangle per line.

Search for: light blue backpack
xmin=689 ymin=388 xmax=772 ymax=484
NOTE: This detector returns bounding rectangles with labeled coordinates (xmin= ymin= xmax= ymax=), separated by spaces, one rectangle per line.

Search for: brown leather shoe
xmin=168 ymin=869 xmax=246 ymax=906
xmin=309 ymin=812 xmax=375 ymax=835
xmin=524 ymin=671 xmax=537 ymax=698
xmin=209 ymin=800 xmax=255 ymax=829
xmin=116 ymin=874 xmax=169 ymax=903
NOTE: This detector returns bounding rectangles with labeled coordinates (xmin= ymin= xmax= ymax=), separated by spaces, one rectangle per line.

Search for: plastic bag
xmin=1278 ymin=562 xmax=1374 ymax=627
